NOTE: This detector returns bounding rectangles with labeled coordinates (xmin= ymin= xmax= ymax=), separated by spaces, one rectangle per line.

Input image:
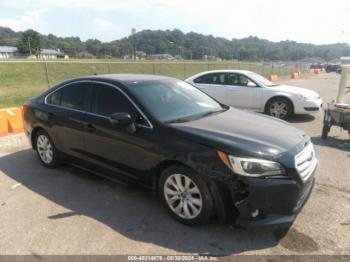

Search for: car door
xmin=226 ymin=73 xmax=263 ymax=110
xmin=83 ymin=82 xmax=155 ymax=182
xmin=45 ymin=82 xmax=88 ymax=160
xmin=193 ymin=73 xmax=227 ymax=104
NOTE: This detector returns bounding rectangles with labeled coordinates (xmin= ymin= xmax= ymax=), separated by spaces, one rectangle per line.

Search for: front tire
xmin=159 ymin=165 xmax=214 ymax=225
xmin=35 ymin=130 xmax=61 ymax=168
xmin=265 ymin=97 xmax=293 ymax=119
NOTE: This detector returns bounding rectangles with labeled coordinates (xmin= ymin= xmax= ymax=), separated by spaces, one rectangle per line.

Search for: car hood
xmin=268 ymin=84 xmax=320 ymax=98
xmin=170 ymin=108 xmax=306 ymax=159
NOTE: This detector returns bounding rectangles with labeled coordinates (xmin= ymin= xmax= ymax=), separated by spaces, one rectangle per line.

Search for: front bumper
xmin=294 ymin=99 xmax=323 ymax=114
xmin=231 ymin=173 xmax=315 ymax=228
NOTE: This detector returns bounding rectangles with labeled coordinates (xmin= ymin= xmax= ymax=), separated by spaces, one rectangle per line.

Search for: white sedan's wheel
xmin=266 ymin=97 xmax=293 ymax=119
xmin=269 ymin=101 xmax=288 ymax=119
xmin=164 ymin=174 xmax=203 ymax=219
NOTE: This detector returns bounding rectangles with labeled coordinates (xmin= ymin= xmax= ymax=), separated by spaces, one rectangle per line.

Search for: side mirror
xmin=110 ymin=112 xmax=134 ymax=126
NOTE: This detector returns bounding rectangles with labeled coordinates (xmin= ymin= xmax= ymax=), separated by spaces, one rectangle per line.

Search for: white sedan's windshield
xmin=128 ymin=79 xmax=225 ymax=123
xmin=247 ymin=72 xmax=278 ymax=87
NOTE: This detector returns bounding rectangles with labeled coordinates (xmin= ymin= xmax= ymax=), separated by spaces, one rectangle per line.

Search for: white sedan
xmin=185 ymin=70 xmax=323 ymax=119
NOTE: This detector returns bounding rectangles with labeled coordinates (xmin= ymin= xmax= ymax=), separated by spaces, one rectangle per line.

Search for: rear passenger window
xmin=60 ymin=83 xmax=87 ymax=110
xmin=48 ymin=89 xmax=62 ymax=105
xmin=91 ymin=83 xmax=135 ymax=116
xmin=194 ymin=73 xmax=226 ymax=85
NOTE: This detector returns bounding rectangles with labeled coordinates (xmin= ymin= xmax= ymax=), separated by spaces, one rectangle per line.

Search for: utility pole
xmin=131 ymin=28 xmax=136 ymax=60
xmin=28 ymin=36 xmax=32 ymax=55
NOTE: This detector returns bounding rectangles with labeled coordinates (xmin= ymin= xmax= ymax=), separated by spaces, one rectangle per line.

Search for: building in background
xmin=39 ymin=49 xmax=65 ymax=59
xmin=0 ymin=46 xmax=19 ymax=58
xmin=202 ymin=55 xmax=222 ymax=61
xmin=148 ymin=53 xmax=174 ymax=60
xmin=340 ymin=57 xmax=350 ymax=64
xmin=77 ymin=51 xmax=94 ymax=59
xmin=135 ymin=51 xmax=147 ymax=59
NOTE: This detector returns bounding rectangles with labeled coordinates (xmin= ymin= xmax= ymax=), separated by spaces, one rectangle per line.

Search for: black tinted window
xmin=48 ymin=89 xmax=62 ymax=105
xmin=60 ymin=83 xmax=87 ymax=110
xmin=91 ymin=84 xmax=135 ymax=116
xmin=194 ymin=73 xmax=226 ymax=85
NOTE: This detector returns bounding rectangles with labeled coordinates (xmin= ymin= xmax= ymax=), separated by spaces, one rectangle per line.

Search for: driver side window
xmin=91 ymin=83 xmax=149 ymax=126
xmin=91 ymin=84 xmax=135 ymax=116
xmin=227 ymin=73 xmax=257 ymax=87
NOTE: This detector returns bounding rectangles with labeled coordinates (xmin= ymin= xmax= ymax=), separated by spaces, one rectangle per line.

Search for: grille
xmin=295 ymin=142 xmax=317 ymax=182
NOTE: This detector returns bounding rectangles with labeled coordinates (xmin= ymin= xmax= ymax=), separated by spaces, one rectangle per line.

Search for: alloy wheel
xmin=269 ymin=101 xmax=288 ymax=118
xmin=163 ymin=174 xmax=203 ymax=219
xmin=36 ymin=134 xmax=53 ymax=164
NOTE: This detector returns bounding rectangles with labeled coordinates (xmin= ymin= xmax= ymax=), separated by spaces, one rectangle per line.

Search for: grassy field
xmin=0 ymin=60 xmax=305 ymax=108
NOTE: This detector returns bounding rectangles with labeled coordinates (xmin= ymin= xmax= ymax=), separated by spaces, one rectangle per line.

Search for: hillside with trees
xmin=1 ymin=26 xmax=350 ymax=61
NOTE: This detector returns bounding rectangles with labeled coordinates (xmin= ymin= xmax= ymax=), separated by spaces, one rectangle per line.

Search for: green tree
xmin=3 ymin=25 xmax=350 ymax=61
xmin=17 ymin=29 xmax=41 ymax=55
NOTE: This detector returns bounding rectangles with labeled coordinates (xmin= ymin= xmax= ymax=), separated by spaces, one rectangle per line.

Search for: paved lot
xmin=0 ymin=73 xmax=349 ymax=256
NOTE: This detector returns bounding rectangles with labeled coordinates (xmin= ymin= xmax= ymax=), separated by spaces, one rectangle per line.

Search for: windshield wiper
xmin=197 ymin=108 xmax=226 ymax=118
xmin=165 ymin=108 xmax=227 ymax=124
xmin=164 ymin=108 xmax=227 ymax=124
xmin=165 ymin=116 xmax=194 ymax=124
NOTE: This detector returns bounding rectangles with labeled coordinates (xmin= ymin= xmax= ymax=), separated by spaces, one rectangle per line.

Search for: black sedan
xmin=23 ymin=74 xmax=316 ymax=227
xmin=325 ymin=64 xmax=341 ymax=73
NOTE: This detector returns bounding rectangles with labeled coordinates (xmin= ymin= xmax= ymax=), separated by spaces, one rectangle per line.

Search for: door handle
xmin=84 ymin=123 xmax=96 ymax=132
xmin=47 ymin=112 xmax=55 ymax=120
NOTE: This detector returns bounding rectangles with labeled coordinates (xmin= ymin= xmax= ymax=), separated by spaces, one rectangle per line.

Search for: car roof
xmin=42 ymin=73 xmax=179 ymax=98
xmin=185 ymin=69 xmax=253 ymax=80
xmin=81 ymin=73 xmax=177 ymax=85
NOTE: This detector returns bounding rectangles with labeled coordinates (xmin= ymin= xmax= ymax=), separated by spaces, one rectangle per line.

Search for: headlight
xmin=297 ymin=94 xmax=312 ymax=101
xmin=297 ymin=94 xmax=319 ymax=101
xmin=217 ymin=151 xmax=285 ymax=177
xmin=296 ymin=94 xmax=305 ymax=100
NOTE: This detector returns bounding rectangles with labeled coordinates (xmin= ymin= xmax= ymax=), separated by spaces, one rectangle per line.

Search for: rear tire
xmin=265 ymin=97 xmax=293 ymax=119
xmin=158 ymin=165 xmax=214 ymax=225
xmin=35 ymin=130 xmax=61 ymax=168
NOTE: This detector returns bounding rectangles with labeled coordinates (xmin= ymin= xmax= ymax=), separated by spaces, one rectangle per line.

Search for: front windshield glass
xmin=247 ymin=72 xmax=279 ymax=87
xmin=128 ymin=79 xmax=225 ymax=123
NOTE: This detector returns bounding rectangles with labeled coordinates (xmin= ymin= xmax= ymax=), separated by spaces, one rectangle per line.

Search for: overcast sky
xmin=0 ymin=0 xmax=349 ymax=44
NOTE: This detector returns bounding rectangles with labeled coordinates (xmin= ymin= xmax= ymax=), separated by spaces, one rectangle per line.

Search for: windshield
xmin=247 ymin=72 xmax=279 ymax=87
xmin=128 ymin=79 xmax=225 ymax=123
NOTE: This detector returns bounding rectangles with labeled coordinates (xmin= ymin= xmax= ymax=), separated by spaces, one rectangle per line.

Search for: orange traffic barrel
xmin=0 ymin=111 xmax=8 ymax=136
xmin=0 ymin=107 xmax=24 ymax=135
xmin=291 ymin=72 xmax=299 ymax=79
xmin=268 ymin=74 xmax=278 ymax=82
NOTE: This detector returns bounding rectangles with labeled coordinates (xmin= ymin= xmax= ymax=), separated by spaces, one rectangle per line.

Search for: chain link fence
xmin=0 ymin=60 xmax=310 ymax=108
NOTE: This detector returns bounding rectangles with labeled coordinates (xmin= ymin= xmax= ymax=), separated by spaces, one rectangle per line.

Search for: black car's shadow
xmin=312 ymin=136 xmax=350 ymax=152
xmin=0 ymin=150 xmax=281 ymax=255
xmin=287 ymin=114 xmax=316 ymax=123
